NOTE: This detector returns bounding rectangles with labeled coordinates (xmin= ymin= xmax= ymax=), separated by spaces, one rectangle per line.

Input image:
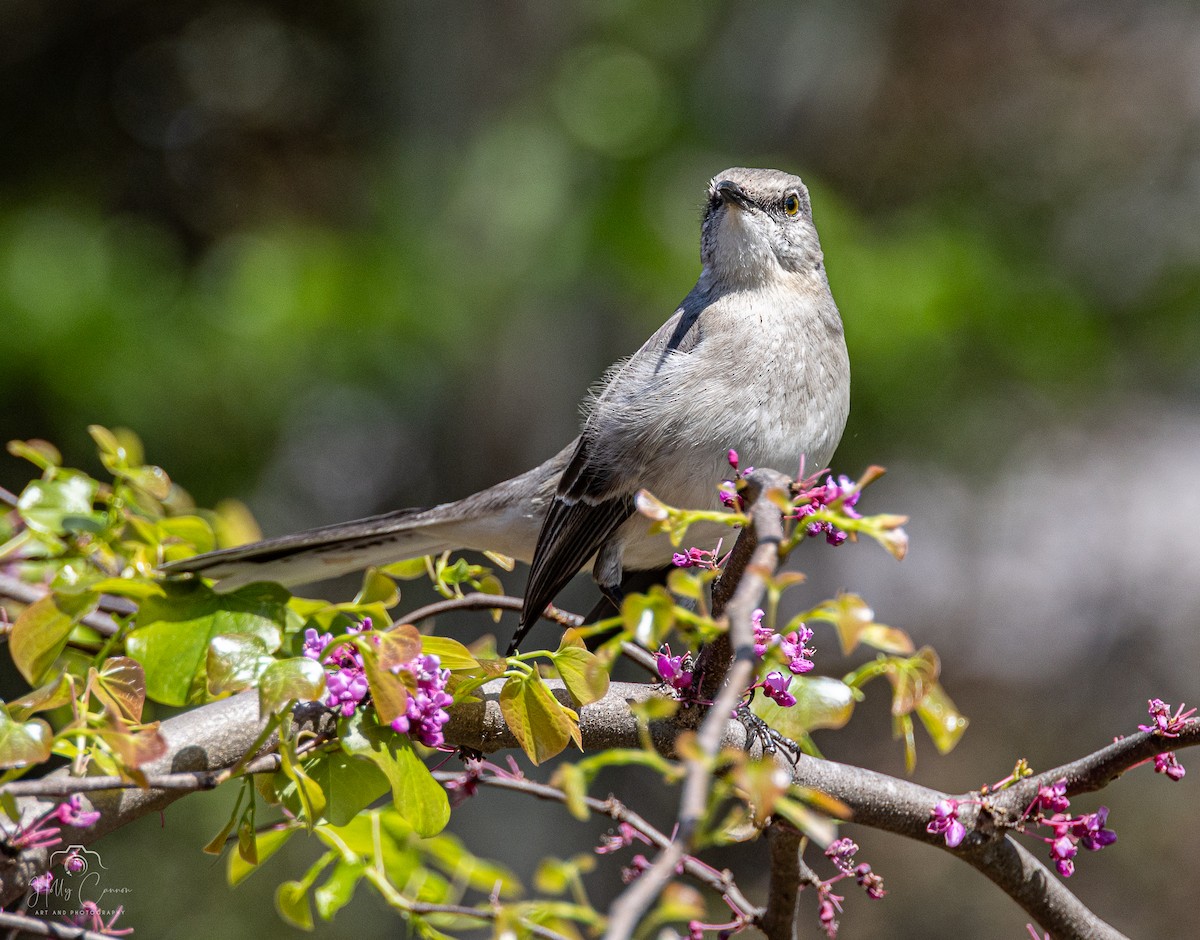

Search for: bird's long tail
xmin=159 ymin=504 xmax=465 ymax=589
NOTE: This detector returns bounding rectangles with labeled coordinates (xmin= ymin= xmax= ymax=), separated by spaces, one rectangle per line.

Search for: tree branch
xmin=760 ymin=823 xmax=806 ymax=940
xmin=604 ymin=469 xmax=790 ymax=940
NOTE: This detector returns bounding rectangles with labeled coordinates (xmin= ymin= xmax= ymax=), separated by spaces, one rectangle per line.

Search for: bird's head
xmin=700 ymin=167 xmax=825 ymax=287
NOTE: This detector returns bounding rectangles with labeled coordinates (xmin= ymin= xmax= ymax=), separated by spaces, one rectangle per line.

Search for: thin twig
xmin=400 ymin=592 xmax=584 ymax=629
xmin=0 ymin=575 xmax=122 ymax=637
xmin=431 ymin=769 xmax=759 ymax=919
xmin=604 ymin=469 xmax=790 ymax=940
xmin=0 ymin=909 xmax=121 ymax=940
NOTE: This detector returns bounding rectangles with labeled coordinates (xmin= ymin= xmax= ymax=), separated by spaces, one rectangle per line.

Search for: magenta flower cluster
xmin=795 ymin=474 xmax=861 ymax=546
xmin=302 ymin=618 xmax=452 ymax=748
xmin=1038 ymin=795 xmax=1117 ymax=878
xmin=655 ymin=646 xmax=694 ymax=694
xmin=672 ymin=545 xmax=720 ymax=569
xmin=719 ymin=448 xmax=752 ymax=512
xmin=926 ymin=780 xmax=1117 ymax=878
xmin=1139 ymin=699 xmax=1191 ymax=782
xmin=390 ymin=653 xmax=454 ymax=747
xmin=752 ymin=608 xmax=815 ymax=675
xmin=926 ymin=798 xmax=965 ymax=847
xmin=749 ymin=608 xmax=816 ymax=709
xmin=10 ymin=793 xmax=101 ymax=855
xmin=1139 ymin=697 xmax=1195 ymax=737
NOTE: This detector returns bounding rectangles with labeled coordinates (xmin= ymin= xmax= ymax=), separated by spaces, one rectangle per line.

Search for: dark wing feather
xmin=511 ymin=290 xmax=713 ymax=651
xmin=512 ymin=441 xmax=634 ymax=652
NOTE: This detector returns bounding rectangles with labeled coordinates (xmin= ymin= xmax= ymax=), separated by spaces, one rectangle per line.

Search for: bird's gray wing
xmin=513 ymin=293 xmax=711 ymax=649
xmin=514 ymin=438 xmax=636 ymax=650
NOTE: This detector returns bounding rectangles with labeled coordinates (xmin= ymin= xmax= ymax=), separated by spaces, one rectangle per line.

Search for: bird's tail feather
xmin=161 ymin=504 xmax=464 ymax=590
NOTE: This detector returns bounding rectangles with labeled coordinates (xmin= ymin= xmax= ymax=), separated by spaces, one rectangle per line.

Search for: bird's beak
xmin=714 ymin=179 xmax=753 ymax=210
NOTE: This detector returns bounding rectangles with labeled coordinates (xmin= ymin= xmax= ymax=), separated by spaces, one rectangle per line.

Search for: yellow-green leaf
xmin=258 ymin=657 xmax=327 ymax=716
xmin=499 ymin=672 xmax=577 ymax=765
xmin=0 ymin=710 xmax=52 ymax=769
xmin=419 ymin=635 xmax=479 ymax=671
xmin=551 ymin=645 xmax=609 ymax=708
xmin=916 ymin=682 xmax=969 ymax=754
xmin=276 ymin=880 xmax=314 ymax=930
xmin=11 ymin=592 xmax=98 ymax=685
xmin=228 ymin=826 xmax=295 ymax=885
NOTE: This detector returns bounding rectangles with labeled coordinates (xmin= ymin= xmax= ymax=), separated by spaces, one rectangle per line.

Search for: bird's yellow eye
xmin=784 ymin=193 xmax=801 ymax=216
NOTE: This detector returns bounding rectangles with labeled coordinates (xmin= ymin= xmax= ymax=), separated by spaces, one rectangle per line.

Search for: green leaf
xmin=750 ymin=675 xmax=856 ymax=739
xmin=155 ymin=515 xmax=217 ymax=556
xmin=17 ymin=472 xmax=102 ymax=535
xmin=128 ymin=581 xmax=288 ymax=706
xmin=11 ymin=592 xmax=98 ymax=685
xmin=806 ymin=593 xmax=881 ymax=655
xmin=379 ymin=557 xmax=430 ymax=580
xmin=305 ymin=751 xmax=390 ymax=827
xmin=550 ymin=634 xmax=609 ymax=707
xmin=888 ymin=647 xmax=940 ymax=716
xmin=7 ymin=438 xmax=61 ymax=471
xmin=916 ymin=682 xmax=969 ymax=754
xmin=280 ymin=744 xmax=327 ymax=823
xmin=550 ymin=762 xmax=590 ymax=821
xmin=354 ymin=569 xmax=400 ymax=607
xmin=620 ymin=586 xmax=675 ymax=647
xmin=0 ymin=709 xmax=52 ymax=769
xmin=499 ymin=672 xmax=578 ymax=765
xmin=207 ymin=634 xmax=274 ymax=697
xmin=7 ymin=673 xmax=74 ymax=720
xmin=258 ymin=657 xmax=326 ymax=716
xmin=419 ymin=635 xmax=479 ymax=671
xmin=341 ymin=712 xmax=449 ymax=836
xmin=228 ymin=826 xmax=295 ymax=886
xmin=237 ymin=804 xmax=258 ymax=865
xmin=421 ymin=832 xmax=521 ymax=895
xmin=314 ymin=860 xmax=364 ymax=921
xmin=276 ymin=880 xmax=314 ymax=930
xmin=772 ymin=794 xmax=839 ymax=845
xmin=94 ymin=725 xmax=168 ymax=768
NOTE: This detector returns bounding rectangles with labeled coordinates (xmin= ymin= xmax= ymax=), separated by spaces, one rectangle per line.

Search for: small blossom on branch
xmin=751 ymin=608 xmax=817 ymax=674
xmin=855 ymin=863 xmax=886 ymax=899
xmin=1038 ymin=807 xmax=1116 ymax=878
xmin=596 ymin=821 xmax=651 ymax=855
xmin=752 ymin=608 xmax=772 ymax=657
xmin=1032 ymin=778 xmax=1070 ymax=815
xmin=1139 ymin=698 xmax=1196 ymax=737
xmin=303 ymin=619 xmax=452 ymax=748
xmin=779 ymin=625 xmax=815 ymax=674
xmin=1154 ymin=751 xmax=1186 ymax=781
xmin=926 ymin=798 xmax=965 ymax=848
xmin=762 ymin=672 xmax=796 ymax=708
xmin=655 ymin=646 xmax=694 ymax=694
xmin=816 ymin=883 xmax=844 ymax=938
xmin=672 ymin=543 xmax=722 ymax=570
xmin=5 ymin=793 xmax=100 ymax=852
xmin=794 ymin=474 xmax=862 ymax=546
xmin=824 ymin=837 xmax=859 ymax=875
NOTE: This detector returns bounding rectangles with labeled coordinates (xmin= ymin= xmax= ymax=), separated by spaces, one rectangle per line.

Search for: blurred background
xmin=2 ymin=0 xmax=1198 ymax=936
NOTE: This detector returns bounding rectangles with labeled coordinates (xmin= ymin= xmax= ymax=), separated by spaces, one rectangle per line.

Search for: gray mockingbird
xmin=164 ymin=167 xmax=852 ymax=654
